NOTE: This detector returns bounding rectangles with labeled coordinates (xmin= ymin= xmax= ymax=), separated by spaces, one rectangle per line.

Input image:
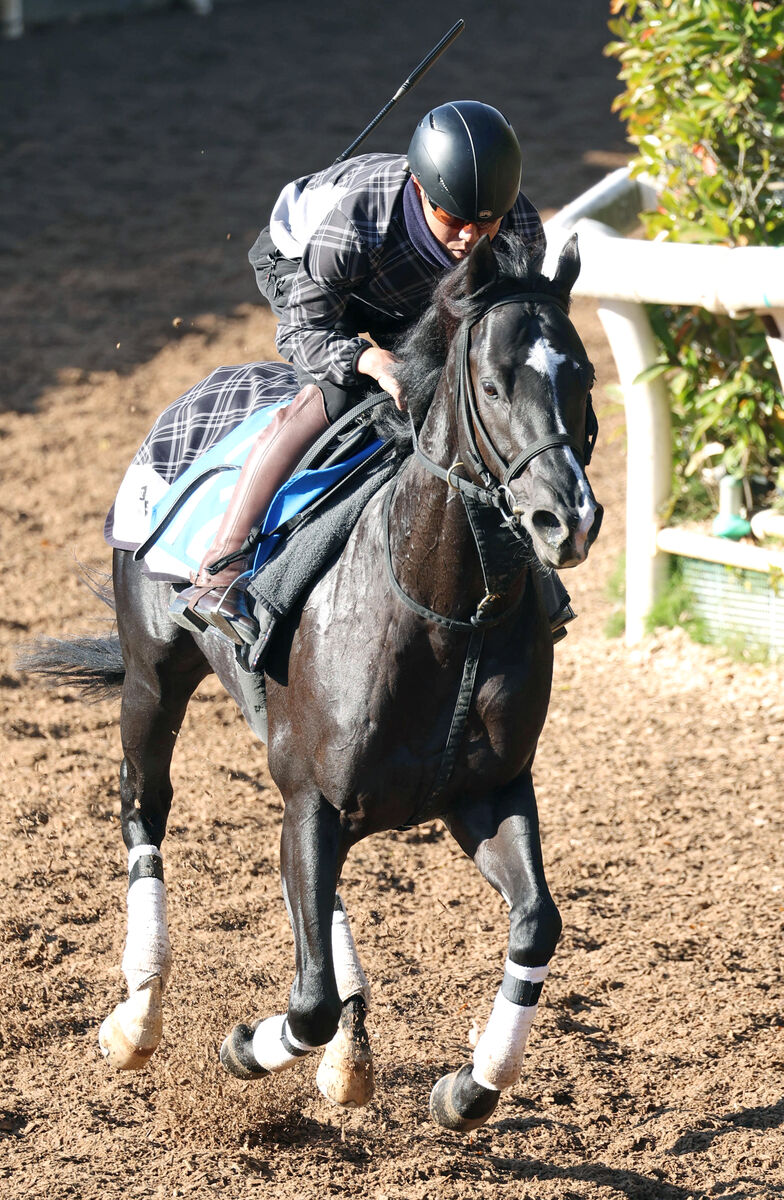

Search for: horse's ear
xmin=463 ymin=235 xmax=498 ymax=297
xmin=551 ymin=233 xmax=581 ymax=302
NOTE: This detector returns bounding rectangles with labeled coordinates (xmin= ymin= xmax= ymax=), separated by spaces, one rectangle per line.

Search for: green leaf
xmin=633 ymin=361 xmax=673 ymax=384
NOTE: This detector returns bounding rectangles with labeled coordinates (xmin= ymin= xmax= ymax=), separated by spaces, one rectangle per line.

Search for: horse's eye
xmin=481 ymin=380 xmax=499 ymax=399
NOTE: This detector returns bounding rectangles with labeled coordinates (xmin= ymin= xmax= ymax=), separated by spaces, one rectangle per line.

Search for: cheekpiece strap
xmin=410 ymin=411 xmax=499 ymax=508
xmin=456 ymin=289 xmax=584 ymax=493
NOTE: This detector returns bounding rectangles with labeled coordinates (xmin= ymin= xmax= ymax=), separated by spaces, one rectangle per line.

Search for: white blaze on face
xmin=525 ymin=336 xmax=573 ymax=399
xmin=564 ymin=449 xmax=598 ymax=558
xmin=525 ymin=336 xmax=597 ymax=558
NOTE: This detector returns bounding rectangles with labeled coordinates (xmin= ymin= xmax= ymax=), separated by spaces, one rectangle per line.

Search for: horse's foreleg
xmin=315 ymin=895 xmax=374 ymax=1108
xmin=432 ymin=775 xmax=562 ymax=1131
xmin=221 ymin=792 xmax=344 ymax=1081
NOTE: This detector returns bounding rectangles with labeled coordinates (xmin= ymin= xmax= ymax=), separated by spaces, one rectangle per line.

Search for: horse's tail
xmin=19 ymin=634 xmax=126 ymax=701
xmin=18 ymin=568 xmax=126 ymax=701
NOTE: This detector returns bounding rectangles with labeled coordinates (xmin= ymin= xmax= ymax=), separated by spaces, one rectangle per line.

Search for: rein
xmin=388 ymin=288 xmax=580 ymax=816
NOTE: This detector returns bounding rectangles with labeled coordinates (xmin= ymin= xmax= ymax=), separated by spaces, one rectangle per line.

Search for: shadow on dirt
xmin=0 ymin=0 xmax=627 ymax=413
xmin=668 ymin=1098 xmax=784 ymax=1156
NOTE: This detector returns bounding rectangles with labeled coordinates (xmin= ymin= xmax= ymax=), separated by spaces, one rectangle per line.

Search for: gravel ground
xmin=1 ymin=3 xmax=782 ymax=1198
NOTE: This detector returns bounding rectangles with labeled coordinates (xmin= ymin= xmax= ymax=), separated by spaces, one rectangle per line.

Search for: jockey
xmin=175 ymin=100 xmax=547 ymax=645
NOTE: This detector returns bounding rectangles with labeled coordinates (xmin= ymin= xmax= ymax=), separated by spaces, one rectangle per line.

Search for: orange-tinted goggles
xmin=428 ymin=198 xmax=500 ymax=232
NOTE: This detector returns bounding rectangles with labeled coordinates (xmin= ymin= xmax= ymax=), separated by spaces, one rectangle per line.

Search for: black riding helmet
xmin=407 ymin=100 xmax=522 ymax=224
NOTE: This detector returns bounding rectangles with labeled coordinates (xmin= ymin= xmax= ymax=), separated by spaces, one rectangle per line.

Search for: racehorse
xmin=30 ymin=233 xmax=602 ymax=1132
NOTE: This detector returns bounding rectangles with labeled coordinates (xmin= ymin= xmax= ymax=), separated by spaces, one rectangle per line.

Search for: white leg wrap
xmin=472 ymin=960 xmax=549 ymax=1092
xmin=121 ymin=845 xmax=171 ymax=993
xmin=332 ymin=895 xmax=370 ymax=1007
xmin=251 ymin=1014 xmax=322 ymax=1073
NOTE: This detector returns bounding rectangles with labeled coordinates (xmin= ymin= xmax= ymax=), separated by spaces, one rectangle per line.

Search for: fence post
xmin=596 ymin=299 xmax=672 ymax=645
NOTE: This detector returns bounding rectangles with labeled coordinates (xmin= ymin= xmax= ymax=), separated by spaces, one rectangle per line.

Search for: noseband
xmin=413 ymin=290 xmax=595 ymax=524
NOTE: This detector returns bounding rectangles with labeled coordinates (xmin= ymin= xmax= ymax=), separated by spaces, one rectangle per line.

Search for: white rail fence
xmin=1 ymin=0 xmax=212 ymax=37
xmin=544 ymin=168 xmax=784 ymax=645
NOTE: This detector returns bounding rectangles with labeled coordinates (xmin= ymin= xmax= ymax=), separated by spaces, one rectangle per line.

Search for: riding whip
xmin=333 ymin=19 xmax=465 ymax=164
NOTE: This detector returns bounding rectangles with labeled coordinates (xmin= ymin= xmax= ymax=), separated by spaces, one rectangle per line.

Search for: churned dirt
xmin=1 ymin=3 xmax=782 ymax=1198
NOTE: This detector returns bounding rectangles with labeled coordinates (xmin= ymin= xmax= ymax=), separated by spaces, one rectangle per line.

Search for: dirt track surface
xmin=1 ymin=3 xmax=782 ymax=1198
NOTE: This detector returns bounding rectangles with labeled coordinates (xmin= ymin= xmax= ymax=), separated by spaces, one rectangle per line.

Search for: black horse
xmin=32 ymin=234 xmax=602 ymax=1132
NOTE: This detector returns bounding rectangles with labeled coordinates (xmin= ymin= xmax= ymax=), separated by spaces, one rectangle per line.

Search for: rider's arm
xmin=274 ymin=207 xmax=374 ymax=391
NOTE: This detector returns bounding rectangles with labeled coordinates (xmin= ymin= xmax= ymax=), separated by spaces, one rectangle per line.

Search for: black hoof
xmin=429 ymin=1063 xmax=499 ymax=1132
xmin=219 ymin=1022 xmax=269 ymax=1080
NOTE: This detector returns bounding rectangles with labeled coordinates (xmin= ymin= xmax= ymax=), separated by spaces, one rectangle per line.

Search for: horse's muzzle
xmin=523 ymin=497 xmax=603 ymax=569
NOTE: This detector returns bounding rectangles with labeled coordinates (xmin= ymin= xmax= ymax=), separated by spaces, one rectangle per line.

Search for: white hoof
xmin=99 ymin=976 xmax=163 ymax=1070
xmin=316 ymin=999 xmax=374 ymax=1109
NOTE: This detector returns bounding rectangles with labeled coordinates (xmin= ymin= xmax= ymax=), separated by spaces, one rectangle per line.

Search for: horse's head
xmin=449 ymin=234 xmax=603 ymax=569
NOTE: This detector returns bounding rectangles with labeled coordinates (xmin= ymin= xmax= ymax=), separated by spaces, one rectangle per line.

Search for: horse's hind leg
xmin=221 ymin=792 xmax=364 ymax=1091
xmin=431 ymin=773 xmax=562 ymax=1132
xmin=315 ymin=895 xmax=374 ymax=1108
xmin=100 ymin=555 xmax=210 ymax=1070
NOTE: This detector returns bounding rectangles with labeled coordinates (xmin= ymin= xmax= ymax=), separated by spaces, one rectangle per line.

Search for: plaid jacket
xmin=270 ymin=153 xmax=546 ymax=390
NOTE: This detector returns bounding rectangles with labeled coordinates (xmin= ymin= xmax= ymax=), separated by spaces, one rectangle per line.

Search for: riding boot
xmin=170 ymin=384 xmax=330 ymax=644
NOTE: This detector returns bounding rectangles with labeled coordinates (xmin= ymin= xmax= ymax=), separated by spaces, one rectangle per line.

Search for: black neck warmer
xmin=402 ymin=176 xmax=455 ymax=270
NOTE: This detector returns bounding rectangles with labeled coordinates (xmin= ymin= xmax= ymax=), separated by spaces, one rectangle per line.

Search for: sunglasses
xmin=428 ymin=198 xmax=500 ymax=233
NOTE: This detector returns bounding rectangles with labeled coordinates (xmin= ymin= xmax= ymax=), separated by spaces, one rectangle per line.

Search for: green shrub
xmin=643 ymin=305 xmax=784 ymax=519
xmin=606 ymin=1 xmax=784 ymax=509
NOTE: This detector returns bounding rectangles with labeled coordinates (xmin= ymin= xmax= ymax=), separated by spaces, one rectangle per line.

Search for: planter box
xmin=656 ymin=526 xmax=784 ymax=659
xmin=678 ymin=557 xmax=784 ymax=659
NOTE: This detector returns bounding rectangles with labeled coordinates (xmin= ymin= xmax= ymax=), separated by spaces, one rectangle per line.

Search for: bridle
xmin=412 ymin=289 xmax=597 ymax=531
xmin=384 ymin=287 xmax=598 ymax=815
xmin=389 ymin=286 xmax=597 ymax=631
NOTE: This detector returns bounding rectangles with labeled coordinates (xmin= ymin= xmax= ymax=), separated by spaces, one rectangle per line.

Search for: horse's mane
xmin=372 ymin=235 xmax=563 ymax=449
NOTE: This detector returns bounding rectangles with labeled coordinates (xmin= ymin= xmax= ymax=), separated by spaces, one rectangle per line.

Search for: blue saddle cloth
xmin=104 ymin=360 xmax=382 ymax=581
xmin=134 ymin=405 xmax=382 ymax=581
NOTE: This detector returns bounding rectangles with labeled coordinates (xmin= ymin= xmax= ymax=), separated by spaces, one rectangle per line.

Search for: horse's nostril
xmin=531 ymin=510 xmax=567 ymax=547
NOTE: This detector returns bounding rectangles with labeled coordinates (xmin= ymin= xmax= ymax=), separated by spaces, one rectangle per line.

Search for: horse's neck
xmin=389 ymin=370 xmax=529 ymax=622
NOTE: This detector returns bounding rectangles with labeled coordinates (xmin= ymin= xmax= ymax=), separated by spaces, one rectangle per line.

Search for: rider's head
xmin=407 ymin=100 xmax=522 ymax=260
